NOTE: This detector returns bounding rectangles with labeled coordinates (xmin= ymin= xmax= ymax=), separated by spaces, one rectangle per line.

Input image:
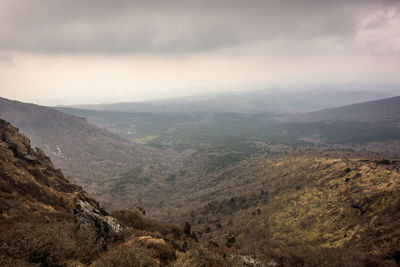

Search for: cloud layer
xmin=1 ymin=0 xmax=399 ymax=105
xmin=1 ymin=0 xmax=398 ymax=55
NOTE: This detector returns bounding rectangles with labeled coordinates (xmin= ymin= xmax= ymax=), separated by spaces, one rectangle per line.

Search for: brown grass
xmin=91 ymin=245 xmax=157 ymax=267
xmin=0 ymin=220 xmax=103 ymax=266
xmin=111 ymin=209 xmax=183 ymax=239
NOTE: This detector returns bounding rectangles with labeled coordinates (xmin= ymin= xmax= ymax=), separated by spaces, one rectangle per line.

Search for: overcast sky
xmin=0 ymin=0 xmax=399 ymax=105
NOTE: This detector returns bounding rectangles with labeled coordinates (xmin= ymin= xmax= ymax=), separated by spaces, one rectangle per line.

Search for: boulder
xmin=74 ymin=200 xmax=126 ymax=244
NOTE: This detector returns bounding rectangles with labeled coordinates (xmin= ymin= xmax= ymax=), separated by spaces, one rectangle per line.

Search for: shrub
xmin=92 ymin=246 xmax=156 ymax=267
xmin=168 ymin=247 xmax=231 ymax=267
xmin=0 ymin=220 xmax=103 ymax=266
xmin=111 ymin=210 xmax=183 ymax=239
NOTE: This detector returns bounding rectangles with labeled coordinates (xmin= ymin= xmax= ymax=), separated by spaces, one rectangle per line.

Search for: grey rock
xmin=74 ymin=200 xmax=126 ymax=244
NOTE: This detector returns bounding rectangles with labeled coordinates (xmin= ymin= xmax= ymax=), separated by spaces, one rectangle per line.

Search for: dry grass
xmin=0 ymin=220 xmax=103 ymax=266
xmin=91 ymin=245 xmax=157 ymax=267
xmin=111 ymin=209 xmax=183 ymax=239
xmin=187 ymin=156 xmax=400 ymax=265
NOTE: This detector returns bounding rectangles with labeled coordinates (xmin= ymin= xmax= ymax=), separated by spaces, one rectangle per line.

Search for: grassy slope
xmin=187 ymin=156 xmax=400 ymax=263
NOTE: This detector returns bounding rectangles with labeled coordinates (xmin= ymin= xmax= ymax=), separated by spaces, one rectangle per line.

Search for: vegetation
xmin=0 ymin=118 xmax=234 ymax=267
xmin=57 ymin=108 xmax=400 ymax=151
xmin=186 ymin=156 xmax=400 ymax=265
xmin=205 ymin=153 xmax=246 ymax=173
xmin=0 ymin=221 xmax=103 ymax=266
xmin=3 ymin=96 xmax=400 ymax=265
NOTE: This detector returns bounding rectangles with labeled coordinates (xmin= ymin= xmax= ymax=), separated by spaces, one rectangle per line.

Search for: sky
xmin=0 ymin=0 xmax=399 ymax=105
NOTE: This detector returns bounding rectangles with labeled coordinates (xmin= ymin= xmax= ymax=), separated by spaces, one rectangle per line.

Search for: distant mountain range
xmin=60 ymin=89 xmax=395 ymax=114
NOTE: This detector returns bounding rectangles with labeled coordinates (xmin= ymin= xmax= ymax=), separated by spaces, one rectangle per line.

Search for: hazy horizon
xmin=1 ymin=0 xmax=399 ymax=105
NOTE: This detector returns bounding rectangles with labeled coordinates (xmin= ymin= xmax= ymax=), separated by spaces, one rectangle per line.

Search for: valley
xmin=1 ymin=94 xmax=400 ymax=265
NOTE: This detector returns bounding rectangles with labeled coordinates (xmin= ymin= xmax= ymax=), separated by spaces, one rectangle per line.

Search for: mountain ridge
xmin=58 ymin=89 xmax=395 ymax=114
xmin=0 ymin=97 xmax=177 ymax=210
xmin=285 ymin=95 xmax=400 ymax=123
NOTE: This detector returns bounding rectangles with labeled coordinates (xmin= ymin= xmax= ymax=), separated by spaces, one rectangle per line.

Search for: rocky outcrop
xmin=75 ymin=200 xmax=126 ymax=243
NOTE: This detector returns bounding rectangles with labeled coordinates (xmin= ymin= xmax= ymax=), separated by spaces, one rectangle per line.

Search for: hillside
xmin=180 ymin=156 xmax=400 ymax=265
xmin=0 ymin=119 xmax=237 ymax=266
xmin=0 ymin=97 xmax=174 ymax=200
xmin=0 ymin=118 xmax=124 ymax=265
xmin=287 ymin=96 xmax=400 ymax=124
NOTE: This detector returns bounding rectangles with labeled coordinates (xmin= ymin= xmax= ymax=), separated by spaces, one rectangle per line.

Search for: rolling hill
xmin=57 ymin=96 xmax=400 ymax=157
xmin=61 ymin=89 xmax=394 ymax=114
xmin=287 ymin=95 xmax=400 ymax=124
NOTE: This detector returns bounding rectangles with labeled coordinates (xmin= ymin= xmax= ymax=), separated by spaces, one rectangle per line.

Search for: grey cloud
xmin=0 ymin=0 xmax=397 ymax=54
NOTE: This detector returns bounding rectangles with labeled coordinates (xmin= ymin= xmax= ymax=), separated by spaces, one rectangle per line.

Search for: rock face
xmin=75 ymin=200 xmax=126 ymax=243
xmin=0 ymin=118 xmax=123 ymax=242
